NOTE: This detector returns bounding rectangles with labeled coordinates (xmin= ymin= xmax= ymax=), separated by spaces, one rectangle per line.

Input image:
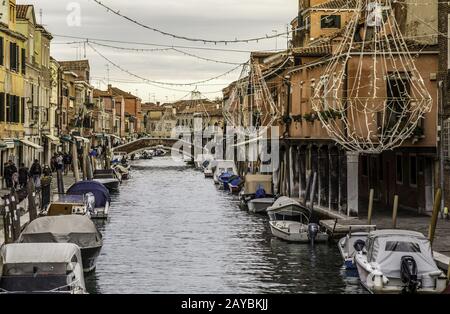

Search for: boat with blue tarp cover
xmin=67 ymin=181 xmax=111 ymax=219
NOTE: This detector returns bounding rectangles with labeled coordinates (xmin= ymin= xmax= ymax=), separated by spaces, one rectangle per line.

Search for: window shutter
xmin=21 ymin=97 xmax=25 ymax=123
xmin=0 ymin=93 xmax=4 ymax=122
xmin=21 ymin=48 xmax=26 ymax=74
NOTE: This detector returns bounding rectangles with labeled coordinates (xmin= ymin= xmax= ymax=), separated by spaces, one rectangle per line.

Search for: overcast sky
xmin=22 ymin=0 xmax=297 ymax=103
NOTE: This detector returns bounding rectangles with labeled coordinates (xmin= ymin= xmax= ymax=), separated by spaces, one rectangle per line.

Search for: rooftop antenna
xmin=106 ymin=64 xmax=110 ymax=86
xmin=39 ymin=9 xmax=43 ymax=25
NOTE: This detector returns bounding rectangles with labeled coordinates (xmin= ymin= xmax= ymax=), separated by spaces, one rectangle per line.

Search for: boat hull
xmin=269 ymin=221 xmax=329 ymax=243
xmin=248 ymin=198 xmax=275 ymax=214
xmin=94 ymin=179 xmax=120 ymax=192
xmin=90 ymin=202 xmax=110 ymax=220
xmin=355 ymin=254 xmax=448 ymax=294
xmin=80 ymin=245 xmax=102 ymax=273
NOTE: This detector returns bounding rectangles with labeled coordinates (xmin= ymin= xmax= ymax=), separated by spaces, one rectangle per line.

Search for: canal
xmin=85 ymin=157 xmax=365 ymax=294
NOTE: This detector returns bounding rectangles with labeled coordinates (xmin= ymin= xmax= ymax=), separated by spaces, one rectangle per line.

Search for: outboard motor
xmin=353 ymin=239 xmax=366 ymax=252
xmin=308 ymin=223 xmax=319 ymax=246
xmin=401 ymin=256 xmax=420 ymax=294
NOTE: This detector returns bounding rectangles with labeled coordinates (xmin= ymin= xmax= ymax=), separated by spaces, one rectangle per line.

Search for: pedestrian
xmin=29 ymin=159 xmax=42 ymax=189
xmin=4 ymin=161 xmax=12 ymax=188
xmin=50 ymin=154 xmax=57 ymax=173
xmin=56 ymin=153 xmax=64 ymax=172
xmin=9 ymin=161 xmax=18 ymax=190
xmin=18 ymin=163 xmax=29 ymax=189
xmin=63 ymin=153 xmax=71 ymax=175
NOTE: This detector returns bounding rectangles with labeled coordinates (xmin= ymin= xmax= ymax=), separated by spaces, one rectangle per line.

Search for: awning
xmin=60 ymin=135 xmax=74 ymax=143
xmin=3 ymin=139 xmax=17 ymax=149
xmin=20 ymin=139 xmax=44 ymax=152
xmin=108 ymin=134 xmax=121 ymax=140
xmin=45 ymin=134 xmax=61 ymax=145
xmin=73 ymin=136 xmax=90 ymax=144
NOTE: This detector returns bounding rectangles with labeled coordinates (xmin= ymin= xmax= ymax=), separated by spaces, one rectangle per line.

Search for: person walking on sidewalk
xmin=63 ymin=153 xmax=72 ymax=175
xmin=4 ymin=161 xmax=12 ymax=188
xmin=30 ymin=159 xmax=42 ymax=189
xmin=9 ymin=161 xmax=18 ymax=190
xmin=18 ymin=163 xmax=29 ymax=189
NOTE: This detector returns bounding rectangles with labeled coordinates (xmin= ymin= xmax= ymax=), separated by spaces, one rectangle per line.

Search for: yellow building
xmin=0 ymin=0 xmax=27 ymax=186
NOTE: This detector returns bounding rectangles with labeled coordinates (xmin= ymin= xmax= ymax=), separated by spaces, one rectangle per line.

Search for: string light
xmin=310 ymin=0 xmax=432 ymax=153
xmin=89 ymin=0 xmax=359 ymax=45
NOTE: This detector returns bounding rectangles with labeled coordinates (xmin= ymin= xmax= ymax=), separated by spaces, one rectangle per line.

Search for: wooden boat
xmin=19 ymin=216 xmax=103 ymax=273
xmin=354 ymin=230 xmax=447 ymax=294
xmin=0 ymin=243 xmax=87 ymax=294
xmin=67 ymin=181 xmax=111 ymax=220
xmin=267 ymin=197 xmax=328 ymax=244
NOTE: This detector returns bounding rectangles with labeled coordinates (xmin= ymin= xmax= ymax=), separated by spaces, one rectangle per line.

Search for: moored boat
xmin=228 ymin=176 xmax=244 ymax=194
xmin=338 ymin=230 xmax=372 ymax=271
xmin=93 ymin=169 xmax=121 ymax=191
xmin=0 ymin=243 xmax=87 ymax=294
xmin=67 ymin=181 xmax=111 ymax=219
xmin=18 ymin=215 xmax=103 ymax=273
xmin=41 ymin=194 xmax=94 ymax=218
xmin=239 ymin=174 xmax=274 ymax=210
xmin=213 ymin=160 xmax=238 ymax=185
xmin=354 ymin=230 xmax=447 ymax=294
xmin=267 ymin=197 xmax=328 ymax=244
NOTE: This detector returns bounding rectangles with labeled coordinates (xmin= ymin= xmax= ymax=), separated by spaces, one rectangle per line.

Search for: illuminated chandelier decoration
xmin=311 ymin=0 xmax=432 ymax=153
xmin=223 ymin=59 xmax=282 ymax=133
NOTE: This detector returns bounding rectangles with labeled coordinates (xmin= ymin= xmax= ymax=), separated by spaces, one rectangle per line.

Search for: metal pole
xmin=56 ymin=168 xmax=64 ymax=194
xmin=429 ymin=188 xmax=442 ymax=246
xmin=392 ymin=195 xmax=399 ymax=229
xmin=27 ymin=177 xmax=37 ymax=221
xmin=368 ymin=188 xmax=374 ymax=225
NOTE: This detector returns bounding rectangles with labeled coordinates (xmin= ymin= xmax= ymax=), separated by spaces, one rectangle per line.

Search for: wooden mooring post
xmin=392 ymin=195 xmax=399 ymax=229
xmin=56 ymin=168 xmax=64 ymax=194
xmin=27 ymin=177 xmax=37 ymax=221
xmin=429 ymin=188 xmax=442 ymax=246
xmin=309 ymin=172 xmax=318 ymax=212
xmin=9 ymin=192 xmax=21 ymax=241
xmin=367 ymin=188 xmax=374 ymax=225
xmin=72 ymin=141 xmax=80 ymax=182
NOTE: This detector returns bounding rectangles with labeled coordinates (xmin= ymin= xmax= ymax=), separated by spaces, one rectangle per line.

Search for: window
xmin=0 ymin=93 xmax=4 ymax=122
xmin=21 ymin=48 xmax=26 ymax=74
xmin=396 ymin=154 xmax=403 ymax=184
xmin=9 ymin=43 xmax=19 ymax=72
xmin=5 ymin=94 xmax=10 ymax=122
xmin=444 ymin=118 xmax=450 ymax=161
xmin=21 ymin=98 xmax=25 ymax=124
xmin=321 ymin=15 xmax=341 ymax=29
xmin=409 ymin=155 xmax=417 ymax=186
xmin=385 ymin=241 xmax=421 ymax=253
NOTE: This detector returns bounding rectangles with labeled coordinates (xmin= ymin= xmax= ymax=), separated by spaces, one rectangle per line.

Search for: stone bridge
xmin=112 ymin=137 xmax=205 ymax=158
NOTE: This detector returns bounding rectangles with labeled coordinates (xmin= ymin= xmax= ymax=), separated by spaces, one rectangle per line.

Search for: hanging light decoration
xmin=311 ymin=0 xmax=432 ymax=153
xmin=223 ymin=59 xmax=282 ymax=133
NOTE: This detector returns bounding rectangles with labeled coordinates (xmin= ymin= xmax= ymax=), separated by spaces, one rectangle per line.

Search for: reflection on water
xmin=85 ymin=157 xmax=365 ymax=294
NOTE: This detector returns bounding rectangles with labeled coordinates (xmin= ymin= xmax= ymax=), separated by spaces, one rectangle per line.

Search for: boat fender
xmin=368 ymin=270 xmax=384 ymax=290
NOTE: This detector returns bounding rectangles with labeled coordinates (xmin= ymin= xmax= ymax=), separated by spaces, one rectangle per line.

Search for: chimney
xmin=157 ymin=101 xmax=160 ymax=106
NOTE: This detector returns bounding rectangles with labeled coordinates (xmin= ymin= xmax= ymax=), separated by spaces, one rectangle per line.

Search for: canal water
xmin=85 ymin=157 xmax=365 ymax=294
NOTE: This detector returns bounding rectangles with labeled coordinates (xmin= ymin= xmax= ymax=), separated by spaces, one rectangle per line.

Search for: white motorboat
xmin=19 ymin=216 xmax=103 ymax=273
xmin=66 ymin=181 xmax=111 ymax=220
xmin=267 ymin=197 xmax=328 ymax=244
xmin=248 ymin=197 xmax=275 ymax=214
xmin=213 ymin=160 xmax=238 ymax=185
xmin=354 ymin=230 xmax=447 ymax=294
xmin=0 ymin=243 xmax=87 ymax=294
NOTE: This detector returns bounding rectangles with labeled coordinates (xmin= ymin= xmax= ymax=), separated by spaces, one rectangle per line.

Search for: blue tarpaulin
xmin=67 ymin=181 xmax=110 ymax=207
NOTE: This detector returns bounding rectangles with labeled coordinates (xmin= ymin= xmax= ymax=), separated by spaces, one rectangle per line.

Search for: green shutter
xmin=0 ymin=93 xmax=4 ymax=122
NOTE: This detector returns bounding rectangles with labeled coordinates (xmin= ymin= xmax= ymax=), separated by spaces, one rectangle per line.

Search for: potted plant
xmin=292 ymin=114 xmax=303 ymax=123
